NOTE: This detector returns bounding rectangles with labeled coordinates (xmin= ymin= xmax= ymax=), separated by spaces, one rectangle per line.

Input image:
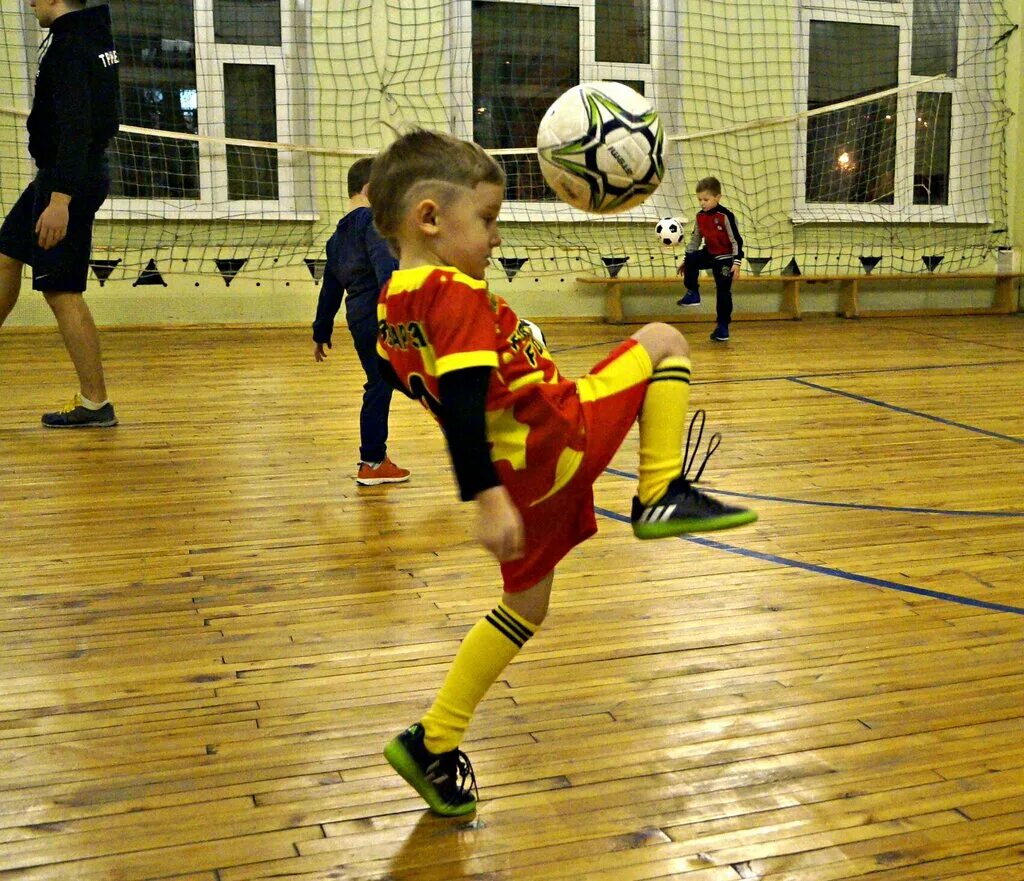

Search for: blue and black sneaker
xmin=41 ymin=395 xmax=118 ymax=428
xmin=677 ymin=290 xmax=701 ymax=306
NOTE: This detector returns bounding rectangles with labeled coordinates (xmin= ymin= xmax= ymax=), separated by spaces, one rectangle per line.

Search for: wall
xmin=0 ymin=0 xmax=1020 ymax=327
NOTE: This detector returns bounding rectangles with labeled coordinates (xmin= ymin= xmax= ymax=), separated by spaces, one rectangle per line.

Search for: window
xmin=796 ymin=0 xmax=984 ymax=223
xmin=806 ymin=20 xmax=899 ymax=205
xmin=103 ymin=0 xmax=310 ymax=219
xmin=451 ymin=0 xmax=663 ymax=218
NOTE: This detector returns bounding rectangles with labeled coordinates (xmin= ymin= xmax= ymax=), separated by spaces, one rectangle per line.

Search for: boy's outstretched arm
xmin=438 ymin=368 xmax=524 ymax=561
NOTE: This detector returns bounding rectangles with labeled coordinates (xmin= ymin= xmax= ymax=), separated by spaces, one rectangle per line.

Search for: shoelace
xmin=59 ymin=395 xmax=83 ymax=414
xmin=681 ymin=409 xmax=722 ymax=484
xmin=447 ymin=748 xmax=479 ymax=805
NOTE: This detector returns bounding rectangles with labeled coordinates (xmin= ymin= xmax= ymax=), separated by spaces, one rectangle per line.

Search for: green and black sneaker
xmin=631 ymin=409 xmax=757 ymax=539
xmin=631 ymin=476 xmax=757 ymax=538
xmin=383 ymin=723 xmax=478 ymax=817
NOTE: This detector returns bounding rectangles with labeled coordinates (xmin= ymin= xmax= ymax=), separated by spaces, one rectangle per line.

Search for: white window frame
xmin=793 ymin=0 xmax=991 ymax=224
xmin=97 ymin=0 xmax=314 ymax=221
xmin=447 ymin=0 xmax=673 ymax=222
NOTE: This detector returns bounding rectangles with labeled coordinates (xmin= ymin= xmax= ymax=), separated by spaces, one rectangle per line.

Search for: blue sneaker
xmin=676 ymin=290 xmax=701 ymax=306
xmin=710 ymin=326 xmax=730 ymax=342
xmin=41 ymin=395 xmax=118 ymax=428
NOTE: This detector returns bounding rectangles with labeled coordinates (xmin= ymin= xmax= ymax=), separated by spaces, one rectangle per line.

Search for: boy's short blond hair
xmin=369 ymin=129 xmax=505 ymax=251
xmin=696 ymin=176 xmax=722 ymax=196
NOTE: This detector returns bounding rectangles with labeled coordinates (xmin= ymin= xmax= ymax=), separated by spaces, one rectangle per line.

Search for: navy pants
xmin=348 ymin=314 xmax=393 ymax=464
xmin=682 ymin=248 xmax=734 ymax=328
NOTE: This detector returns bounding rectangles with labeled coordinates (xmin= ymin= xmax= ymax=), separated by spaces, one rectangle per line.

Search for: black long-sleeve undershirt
xmin=378 ymin=357 xmax=500 ymax=501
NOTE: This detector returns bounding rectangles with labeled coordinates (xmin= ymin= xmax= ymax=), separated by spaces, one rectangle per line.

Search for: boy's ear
xmin=412 ymin=198 xmax=441 ymax=236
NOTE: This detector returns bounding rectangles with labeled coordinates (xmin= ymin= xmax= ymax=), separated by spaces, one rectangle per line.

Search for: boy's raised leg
xmin=630 ymin=323 xmax=756 ymax=537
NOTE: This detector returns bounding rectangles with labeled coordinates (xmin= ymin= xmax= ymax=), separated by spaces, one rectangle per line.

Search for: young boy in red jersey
xmin=370 ymin=130 xmax=756 ymax=816
xmin=676 ymin=176 xmax=744 ymax=342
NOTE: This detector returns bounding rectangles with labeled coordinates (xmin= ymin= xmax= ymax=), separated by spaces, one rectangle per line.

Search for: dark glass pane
xmin=472 ymin=1 xmax=579 ymax=201
xmin=615 ymin=79 xmax=645 ymax=95
xmin=107 ymin=0 xmax=199 ymax=198
xmin=807 ymin=21 xmax=899 ymax=204
xmin=912 ymin=0 xmax=959 ymax=76
xmin=213 ymin=0 xmax=282 ymax=47
xmin=224 ymin=63 xmax=279 ymax=201
xmin=913 ymin=92 xmax=951 ymax=205
xmin=595 ymin=0 xmax=649 ymax=64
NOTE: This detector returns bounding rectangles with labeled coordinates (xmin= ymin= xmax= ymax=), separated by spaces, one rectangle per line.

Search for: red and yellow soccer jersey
xmin=377 ymin=265 xmax=586 ymax=509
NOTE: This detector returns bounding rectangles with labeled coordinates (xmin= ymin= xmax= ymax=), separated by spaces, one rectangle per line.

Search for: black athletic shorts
xmin=0 ymin=163 xmax=110 ymax=293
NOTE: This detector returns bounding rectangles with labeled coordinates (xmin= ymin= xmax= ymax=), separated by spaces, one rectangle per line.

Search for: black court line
xmin=602 ymin=467 xmax=1024 ymax=518
xmin=594 ymin=505 xmax=1024 ymax=617
xmin=787 ymin=377 xmax=1024 ymax=445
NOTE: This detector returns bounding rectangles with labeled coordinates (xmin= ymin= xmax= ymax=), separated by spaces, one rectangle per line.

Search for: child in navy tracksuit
xmin=312 ymin=157 xmax=409 ymax=485
xmin=676 ymin=176 xmax=744 ymax=342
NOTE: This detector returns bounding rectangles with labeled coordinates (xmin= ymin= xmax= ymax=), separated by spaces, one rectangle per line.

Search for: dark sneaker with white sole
xmin=631 ymin=409 xmax=756 ymax=539
xmin=677 ymin=290 xmax=701 ymax=306
xmin=42 ymin=395 xmax=118 ymax=428
xmin=384 ymin=722 xmax=478 ymax=817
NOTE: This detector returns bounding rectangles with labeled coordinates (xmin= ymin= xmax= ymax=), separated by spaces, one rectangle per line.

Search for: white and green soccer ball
xmin=537 ymin=81 xmax=664 ymax=215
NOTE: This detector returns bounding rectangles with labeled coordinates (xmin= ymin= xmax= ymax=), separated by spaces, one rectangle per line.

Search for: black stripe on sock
xmin=492 ymin=606 xmax=534 ymax=642
xmin=650 ymin=372 xmax=691 ymax=385
xmin=487 ymin=606 xmax=536 ymax=647
xmin=486 ymin=614 xmax=526 ymax=648
xmin=653 ymin=366 xmax=691 ymax=379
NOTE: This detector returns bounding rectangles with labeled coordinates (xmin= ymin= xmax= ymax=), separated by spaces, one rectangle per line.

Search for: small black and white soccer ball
xmin=655 ymin=216 xmax=686 ymax=247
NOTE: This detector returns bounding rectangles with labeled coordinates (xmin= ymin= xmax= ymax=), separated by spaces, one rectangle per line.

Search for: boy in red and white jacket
xmin=676 ymin=176 xmax=744 ymax=342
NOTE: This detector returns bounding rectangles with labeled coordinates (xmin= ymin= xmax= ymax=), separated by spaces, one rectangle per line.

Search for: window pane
xmin=912 ymin=0 xmax=959 ymax=76
xmin=595 ymin=0 xmax=649 ymax=64
xmin=806 ymin=21 xmax=899 ymax=204
xmin=213 ymin=0 xmax=282 ymax=47
xmin=107 ymin=0 xmax=199 ymax=198
xmin=472 ymin=2 xmax=579 ymax=201
xmin=223 ymin=64 xmax=279 ymax=201
xmin=615 ymin=79 xmax=645 ymax=95
xmin=913 ymin=92 xmax=951 ymax=205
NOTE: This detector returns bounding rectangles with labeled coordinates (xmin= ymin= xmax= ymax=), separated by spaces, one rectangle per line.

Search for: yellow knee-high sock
xmin=421 ymin=602 xmax=537 ymax=755
xmin=637 ymin=355 xmax=692 ymax=505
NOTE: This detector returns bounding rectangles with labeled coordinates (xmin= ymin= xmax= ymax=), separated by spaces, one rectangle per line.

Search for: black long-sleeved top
xmin=312 ymin=206 xmax=398 ymax=343
xmin=27 ymin=4 xmax=120 ymax=197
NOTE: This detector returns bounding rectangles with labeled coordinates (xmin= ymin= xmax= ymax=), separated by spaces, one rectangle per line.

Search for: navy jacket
xmin=313 ymin=207 xmax=397 ymax=344
xmin=28 ymin=4 xmax=120 ymax=196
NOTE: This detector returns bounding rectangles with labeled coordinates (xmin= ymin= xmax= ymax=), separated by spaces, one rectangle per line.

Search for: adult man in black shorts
xmin=0 ymin=0 xmax=120 ymax=427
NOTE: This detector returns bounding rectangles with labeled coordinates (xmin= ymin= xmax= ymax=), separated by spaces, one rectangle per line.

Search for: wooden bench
xmin=577 ymin=272 xmax=1024 ymax=324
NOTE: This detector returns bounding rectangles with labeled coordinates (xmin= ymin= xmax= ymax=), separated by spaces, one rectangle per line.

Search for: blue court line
xmin=593 ymin=505 xmax=1024 ymax=617
xmin=787 ymin=377 xmax=1024 ymax=445
xmin=697 ymin=358 xmax=1024 ymax=387
xmin=602 ymin=467 xmax=1024 ymax=518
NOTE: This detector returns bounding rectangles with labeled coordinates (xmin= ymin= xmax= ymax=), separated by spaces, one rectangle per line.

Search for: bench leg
xmin=993 ymin=276 xmax=1019 ymax=313
xmin=782 ymin=280 xmax=801 ymax=319
xmin=839 ymin=279 xmax=859 ymax=318
xmin=605 ymin=282 xmax=624 ymax=323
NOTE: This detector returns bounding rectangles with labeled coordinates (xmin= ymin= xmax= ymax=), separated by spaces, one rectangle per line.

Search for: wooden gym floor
xmin=0 ymin=314 xmax=1022 ymax=881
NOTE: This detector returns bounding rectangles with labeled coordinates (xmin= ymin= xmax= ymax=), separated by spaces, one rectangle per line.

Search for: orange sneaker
xmin=356 ymin=457 xmax=411 ymax=486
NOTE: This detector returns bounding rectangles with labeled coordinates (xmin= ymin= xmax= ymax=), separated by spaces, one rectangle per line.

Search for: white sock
xmin=361 ymin=460 xmax=382 ymax=469
xmin=79 ymin=394 xmax=109 ymax=410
